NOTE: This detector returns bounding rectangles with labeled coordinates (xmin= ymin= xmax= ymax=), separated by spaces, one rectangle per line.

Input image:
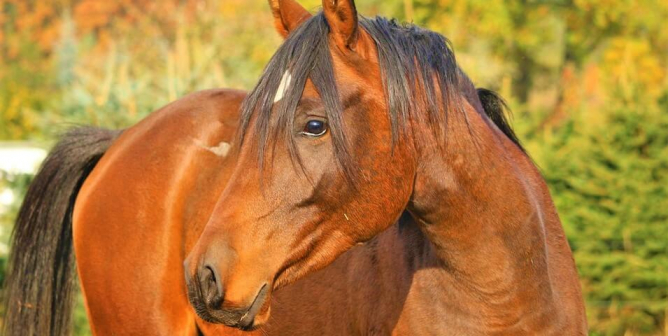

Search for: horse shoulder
xmin=72 ymin=88 xmax=246 ymax=335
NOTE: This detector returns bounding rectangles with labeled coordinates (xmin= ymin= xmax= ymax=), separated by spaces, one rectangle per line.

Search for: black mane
xmin=477 ymin=88 xmax=525 ymax=153
xmin=238 ymin=13 xmax=524 ymax=180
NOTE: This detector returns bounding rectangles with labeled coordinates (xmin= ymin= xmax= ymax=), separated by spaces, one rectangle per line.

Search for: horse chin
xmin=190 ymin=299 xmax=271 ymax=331
xmin=186 ymin=280 xmax=272 ymax=330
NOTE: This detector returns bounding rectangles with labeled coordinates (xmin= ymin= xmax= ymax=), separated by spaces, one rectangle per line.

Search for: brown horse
xmin=186 ymin=0 xmax=588 ymax=333
xmin=3 ymin=0 xmax=587 ymax=335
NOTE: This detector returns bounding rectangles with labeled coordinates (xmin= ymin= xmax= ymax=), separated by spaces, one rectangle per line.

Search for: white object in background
xmin=0 ymin=189 xmax=14 ymax=207
xmin=0 ymin=145 xmax=47 ymax=175
xmin=0 ymin=144 xmax=47 ymax=215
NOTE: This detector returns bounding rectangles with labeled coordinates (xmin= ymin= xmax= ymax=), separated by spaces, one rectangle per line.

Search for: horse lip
xmin=238 ymin=284 xmax=269 ymax=330
xmin=185 ymin=273 xmax=236 ymax=326
xmin=186 ymin=268 xmax=269 ymax=329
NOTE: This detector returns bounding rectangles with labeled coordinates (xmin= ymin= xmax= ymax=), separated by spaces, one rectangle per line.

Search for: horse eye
xmin=302 ymin=120 xmax=327 ymax=137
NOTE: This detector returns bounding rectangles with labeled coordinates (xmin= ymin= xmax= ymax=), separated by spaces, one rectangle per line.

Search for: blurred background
xmin=1 ymin=0 xmax=666 ymax=334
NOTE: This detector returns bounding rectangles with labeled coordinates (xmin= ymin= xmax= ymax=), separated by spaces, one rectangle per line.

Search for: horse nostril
xmin=199 ymin=264 xmax=224 ymax=309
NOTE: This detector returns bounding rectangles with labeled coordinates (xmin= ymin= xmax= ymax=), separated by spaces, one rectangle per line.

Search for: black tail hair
xmin=2 ymin=127 xmax=120 ymax=336
xmin=477 ymin=88 xmax=525 ymax=153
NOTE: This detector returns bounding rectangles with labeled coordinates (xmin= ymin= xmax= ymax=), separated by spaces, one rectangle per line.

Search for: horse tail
xmin=2 ymin=127 xmax=120 ymax=336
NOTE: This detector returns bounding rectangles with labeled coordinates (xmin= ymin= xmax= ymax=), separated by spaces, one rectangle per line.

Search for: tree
xmin=541 ymin=92 xmax=668 ymax=335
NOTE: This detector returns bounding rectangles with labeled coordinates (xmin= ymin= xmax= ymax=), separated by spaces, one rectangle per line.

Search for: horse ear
xmin=269 ymin=0 xmax=312 ymax=39
xmin=322 ymin=0 xmax=359 ymax=51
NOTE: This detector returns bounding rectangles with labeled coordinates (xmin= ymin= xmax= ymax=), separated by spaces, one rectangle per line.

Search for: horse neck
xmin=407 ymin=98 xmax=564 ymax=323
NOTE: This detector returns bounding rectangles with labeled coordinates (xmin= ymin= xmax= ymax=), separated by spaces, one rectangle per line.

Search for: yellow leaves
xmin=0 ymin=87 xmax=37 ymax=140
xmin=573 ymin=0 xmax=634 ymax=29
xmin=602 ymin=38 xmax=665 ymax=100
xmin=218 ymin=0 xmax=248 ymax=17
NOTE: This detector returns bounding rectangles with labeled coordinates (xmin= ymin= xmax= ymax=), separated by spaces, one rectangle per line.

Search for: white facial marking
xmin=274 ymin=70 xmax=292 ymax=103
xmin=195 ymin=140 xmax=231 ymax=157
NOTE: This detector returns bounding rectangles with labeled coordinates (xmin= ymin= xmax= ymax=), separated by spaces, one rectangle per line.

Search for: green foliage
xmin=542 ymin=96 xmax=668 ymax=335
xmin=1 ymin=0 xmax=667 ymax=334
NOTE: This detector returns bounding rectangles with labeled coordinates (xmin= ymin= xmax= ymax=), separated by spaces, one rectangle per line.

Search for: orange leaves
xmin=1 ymin=0 xmax=206 ymax=56
xmin=73 ymin=1 xmax=120 ymax=33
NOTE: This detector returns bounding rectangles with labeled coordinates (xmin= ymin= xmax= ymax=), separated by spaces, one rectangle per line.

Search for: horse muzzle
xmin=184 ymin=259 xmax=271 ymax=330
